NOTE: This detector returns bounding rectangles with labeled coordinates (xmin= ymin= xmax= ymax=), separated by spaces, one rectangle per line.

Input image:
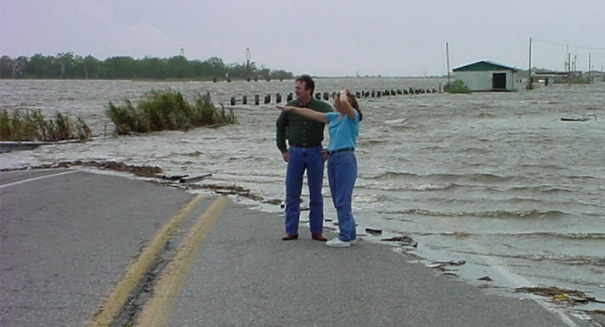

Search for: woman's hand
xmin=339 ymin=89 xmax=350 ymax=100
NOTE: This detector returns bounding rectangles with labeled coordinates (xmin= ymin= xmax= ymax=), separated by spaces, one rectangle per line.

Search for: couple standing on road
xmin=275 ymin=75 xmax=362 ymax=248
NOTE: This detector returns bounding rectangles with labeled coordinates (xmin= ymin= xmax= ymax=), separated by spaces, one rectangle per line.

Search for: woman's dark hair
xmin=295 ymin=74 xmax=315 ymax=94
xmin=355 ymin=108 xmax=363 ymax=121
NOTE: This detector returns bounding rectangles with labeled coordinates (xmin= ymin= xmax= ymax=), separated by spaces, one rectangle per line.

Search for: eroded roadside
xmin=0 ymin=160 xmax=279 ymax=204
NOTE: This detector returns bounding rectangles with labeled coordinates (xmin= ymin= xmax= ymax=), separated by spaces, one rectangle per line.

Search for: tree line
xmin=0 ymin=52 xmax=293 ymax=80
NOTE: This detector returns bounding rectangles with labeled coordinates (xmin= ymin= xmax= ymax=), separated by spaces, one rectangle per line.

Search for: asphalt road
xmin=0 ymin=169 xmax=597 ymax=327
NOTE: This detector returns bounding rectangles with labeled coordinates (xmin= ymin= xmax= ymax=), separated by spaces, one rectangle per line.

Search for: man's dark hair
xmin=296 ymin=74 xmax=315 ymax=95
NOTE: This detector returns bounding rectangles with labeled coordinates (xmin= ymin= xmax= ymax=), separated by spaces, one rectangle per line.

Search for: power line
xmin=532 ymin=38 xmax=605 ymax=51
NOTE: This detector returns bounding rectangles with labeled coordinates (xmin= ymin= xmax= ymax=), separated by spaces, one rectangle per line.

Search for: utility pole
xmin=588 ymin=53 xmax=592 ymax=83
xmin=246 ymin=48 xmax=251 ymax=81
xmin=565 ymin=45 xmax=569 ymax=72
xmin=527 ymin=37 xmax=533 ymax=90
xmin=446 ymin=42 xmax=450 ymax=88
xmin=567 ymin=48 xmax=571 ymax=86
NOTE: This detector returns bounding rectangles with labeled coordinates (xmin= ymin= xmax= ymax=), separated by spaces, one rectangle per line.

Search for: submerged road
xmin=0 ymin=169 xmax=596 ymax=326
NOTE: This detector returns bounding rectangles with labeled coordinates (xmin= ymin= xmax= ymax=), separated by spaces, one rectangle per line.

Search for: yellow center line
xmin=88 ymin=194 xmax=207 ymax=327
xmin=136 ymin=196 xmax=230 ymax=327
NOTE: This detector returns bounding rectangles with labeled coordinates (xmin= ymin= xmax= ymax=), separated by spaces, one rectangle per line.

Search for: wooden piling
xmin=228 ymin=83 xmax=442 ymax=107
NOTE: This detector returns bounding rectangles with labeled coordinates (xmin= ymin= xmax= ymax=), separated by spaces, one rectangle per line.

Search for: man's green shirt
xmin=276 ymin=98 xmax=333 ymax=153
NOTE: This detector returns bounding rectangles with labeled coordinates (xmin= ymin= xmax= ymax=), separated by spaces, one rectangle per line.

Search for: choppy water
xmin=1 ymin=78 xmax=604 ymax=311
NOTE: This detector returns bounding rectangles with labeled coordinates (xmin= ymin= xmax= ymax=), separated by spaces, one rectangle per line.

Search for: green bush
xmin=0 ymin=109 xmax=92 ymax=142
xmin=106 ymin=89 xmax=237 ymax=135
xmin=444 ymin=80 xmax=471 ymax=93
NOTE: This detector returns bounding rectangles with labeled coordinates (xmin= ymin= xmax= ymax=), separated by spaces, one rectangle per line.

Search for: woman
xmin=276 ymin=89 xmax=362 ymax=248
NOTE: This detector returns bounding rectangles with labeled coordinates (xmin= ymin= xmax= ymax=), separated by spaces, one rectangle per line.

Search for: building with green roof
xmin=452 ymin=60 xmax=519 ymax=92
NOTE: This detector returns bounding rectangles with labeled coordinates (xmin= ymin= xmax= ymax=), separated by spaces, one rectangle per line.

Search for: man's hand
xmin=321 ymin=149 xmax=328 ymax=162
xmin=282 ymin=151 xmax=289 ymax=162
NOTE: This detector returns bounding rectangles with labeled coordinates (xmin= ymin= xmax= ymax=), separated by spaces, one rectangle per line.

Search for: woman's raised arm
xmin=337 ymin=90 xmax=356 ymax=120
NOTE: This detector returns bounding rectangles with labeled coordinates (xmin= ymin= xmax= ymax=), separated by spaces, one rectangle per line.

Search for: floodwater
xmin=1 ymin=78 xmax=604 ymax=312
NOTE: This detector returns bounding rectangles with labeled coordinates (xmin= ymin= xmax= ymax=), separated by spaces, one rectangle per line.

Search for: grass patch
xmin=106 ymin=89 xmax=237 ymax=135
xmin=0 ymin=109 xmax=92 ymax=142
xmin=554 ymin=77 xmax=590 ymax=84
xmin=444 ymin=80 xmax=471 ymax=93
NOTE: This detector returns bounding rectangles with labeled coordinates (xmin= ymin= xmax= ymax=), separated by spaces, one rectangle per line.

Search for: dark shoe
xmin=311 ymin=233 xmax=327 ymax=242
xmin=282 ymin=234 xmax=299 ymax=241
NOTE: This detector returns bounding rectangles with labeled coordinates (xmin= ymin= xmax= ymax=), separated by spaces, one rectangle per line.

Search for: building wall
xmin=584 ymin=71 xmax=603 ymax=79
xmin=454 ymin=70 xmax=517 ymax=91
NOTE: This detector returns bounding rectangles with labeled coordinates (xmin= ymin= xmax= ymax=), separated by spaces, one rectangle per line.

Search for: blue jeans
xmin=284 ymin=146 xmax=324 ymax=235
xmin=327 ymin=151 xmax=357 ymax=241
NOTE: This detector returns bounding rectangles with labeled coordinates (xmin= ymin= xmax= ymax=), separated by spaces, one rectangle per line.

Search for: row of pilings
xmin=229 ymin=86 xmax=441 ymax=106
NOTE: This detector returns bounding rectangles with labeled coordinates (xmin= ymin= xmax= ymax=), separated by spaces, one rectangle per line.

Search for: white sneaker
xmin=350 ymin=239 xmax=357 ymax=245
xmin=326 ymin=238 xmax=351 ymax=248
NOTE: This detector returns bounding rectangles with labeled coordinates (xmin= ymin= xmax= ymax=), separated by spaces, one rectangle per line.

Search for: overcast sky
xmin=1 ymin=0 xmax=604 ymax=76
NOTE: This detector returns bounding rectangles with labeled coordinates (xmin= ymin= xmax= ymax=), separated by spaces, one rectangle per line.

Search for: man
xmin=276 ymin=75 xmax=332 ymax=241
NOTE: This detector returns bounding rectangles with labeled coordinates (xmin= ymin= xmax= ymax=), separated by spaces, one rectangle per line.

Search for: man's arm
xmin=276 ymin=111 xmax=288 ymax=153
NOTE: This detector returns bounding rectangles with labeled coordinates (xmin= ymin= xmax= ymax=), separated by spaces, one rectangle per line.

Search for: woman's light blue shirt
xmin=326 ymin=111 xmax=360 ymax=151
